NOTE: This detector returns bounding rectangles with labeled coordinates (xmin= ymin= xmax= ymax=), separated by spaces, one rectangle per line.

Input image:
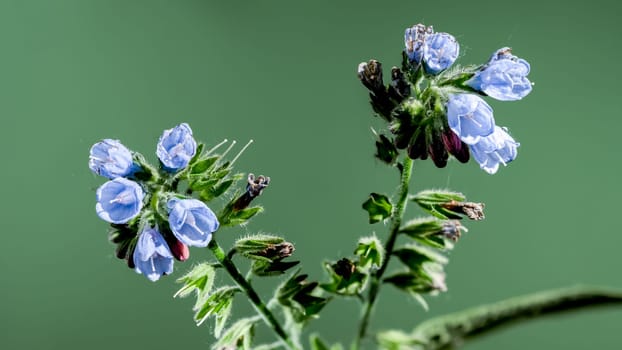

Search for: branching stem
xmin=208 ymin=239 xmax=297 ymax=350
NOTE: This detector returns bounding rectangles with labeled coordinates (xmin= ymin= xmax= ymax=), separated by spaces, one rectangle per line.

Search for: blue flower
xmin=446 ymin=93 xmax=495 ymax=145
xmin=422 ymin=32 xmax=459 ymax=74
xmin=133 ymin=227 xmax=174 ymax=282
xmin=467 ymin=47 xmax=532 ymax=101
xmin=89 ymin=139 xmax=138 ymax=179
xmin=167 ymin=198 xmax=219 ymax=247
xmin=470 ymin=126 xmax=519 ymax=174
xmin=404 ymin=24 xmax=431 ymax=64
xmin=95 ymin=178 xmax=144 ymax=224
xmin=156 ymin=123 xmax=197 ymax=172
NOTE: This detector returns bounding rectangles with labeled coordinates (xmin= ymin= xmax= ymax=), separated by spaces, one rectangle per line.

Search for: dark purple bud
xmin=407 ymin=132 xmax=427 ymax=159
xmin=442 ymin=129 xmax=470 ymax=163
xmin=428 ymin=131 xmax=448 ymax=168
xmin=357 ymin=60 xmax=385 ymax=92
xmin=169 ymin=239 xmax=190 ymax=261
xmin=388 ymin=67 xmax=410 ymax=102
xmin=256 ymin=242 xmax=295 ymax=261
xmin=233 ymin=173 xmax=270 ymax=210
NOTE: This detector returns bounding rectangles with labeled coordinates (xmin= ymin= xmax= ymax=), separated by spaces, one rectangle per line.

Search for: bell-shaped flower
xmin=96 ymin=178 xmax=144 ymax=224
xmin=467 ymin=47 xmax=532 ymax=101
xmin=469 ymin=126 xmax=519 ymax=174
xmin=422 ymin=32 xmax=459 ymax=74
xmin=404 ymin=24 xmax=432 ymax=64
xmin=156 ymin=123 xmax=197 ymax=172
xmin=89 ymin=139 xmax=139 ymax=179
xmin=133 ymin=227 xmax=174 ymax=282
xmin=446 ymin=93 xmax=495 ymax=145
xmin=167 ymin=198 xmax=219 ymax=247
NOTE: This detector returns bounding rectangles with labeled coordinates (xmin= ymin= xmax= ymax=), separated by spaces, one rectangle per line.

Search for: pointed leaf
xmin=212 ymin=316 xmax=260 ymax=350
xmin=354 ymin=236 xmax=385 ymax=270
xmin=362 ymin=193 xmax=393 ymax=224
xmin=174 ymin=263 xmax=216 ymax=298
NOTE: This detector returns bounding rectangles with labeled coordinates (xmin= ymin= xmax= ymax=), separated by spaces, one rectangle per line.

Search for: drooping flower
xmin=167 ymin=198 xmax=219 ymax=247
xmin=133 ymin=227 xmax=174 ymax=282
xmin=96 ymin=178 xmax=144 ymax=224
xmin=446 ymin=93 xmax=495 ymax=144
xmin=89 ymin=139 xmax=138 ymax=179
xmin=156 ymin=123 xmax=197 ymax=172
xmin=422 ymin=32 xmax=459 ymax=74
xmin=467 ymin=47 xmax=532 ymax=101
xmin=469 ymin=126 xmax=519 ymax=174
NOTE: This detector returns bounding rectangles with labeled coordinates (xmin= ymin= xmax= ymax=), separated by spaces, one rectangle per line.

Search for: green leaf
xmin=412 ymin=189 xmax=465 ymax=204
xmin=190 ymin=155 xmax=218 ymax=175
xmin=212 ymin=316 xmax=260 ymax=350
xmin=309 ymin=334 xmax=343 ymax=350
xmin=399 ymin=217 xmax=456 ymax=249
xmin=220 ymin=206 xmax=264 ymax=227
xmin=235 ymin=234 xmax=287 ymax=261
xmin=252 ymin=259 xmax=300 ymax=277
xmin=393 ymin=243 xmax=448 ymax=271
xmin=199 ymin=178 xmax=235 ymax=202
xmin=362 ymin=193 xmax=393 ymax=224
xmin=383 ymin=262 xmax=446 ymax=294
xmin=193 ymin=286 xmax=240 ymax=327
xmin=320 ymin=259 xmax=367 ymax=296
xmin=277 ymin=271 xmax=330 ymax=323
xmin=174 ymin=263 xmax=216 ymax=298
xmin=410 ymin=190 xmax=484 ymax=220
xmin=377 ymin=329 xmax=425 ymax=350
xmin=374 ymin=133 xmax=399 ymax=165
xmin=354 ymin=236 xmax=384 ymax=270
xmin=410 ymin=285 xmax=622 ymax=350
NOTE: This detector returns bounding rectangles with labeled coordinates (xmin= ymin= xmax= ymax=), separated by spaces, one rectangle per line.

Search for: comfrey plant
xmin=89 ymin=24 xmax=622 ymax=350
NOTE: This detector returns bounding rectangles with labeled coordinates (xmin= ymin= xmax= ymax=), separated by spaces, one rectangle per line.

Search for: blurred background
xmin=2 ymin=0 xmax=621 ymax=349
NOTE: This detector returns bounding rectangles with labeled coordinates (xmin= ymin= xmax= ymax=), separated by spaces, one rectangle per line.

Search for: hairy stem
xmin=355 ymin=157 xmax=414 ymax=349
xmin=410 ymin=285 xmax=622 ymax=349
xmin=208 ymin=239 xmax=297 ymax=350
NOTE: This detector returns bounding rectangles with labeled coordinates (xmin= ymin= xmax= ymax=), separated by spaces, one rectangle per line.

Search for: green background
xmin=2 ymin=0 xmax=621 ymax=349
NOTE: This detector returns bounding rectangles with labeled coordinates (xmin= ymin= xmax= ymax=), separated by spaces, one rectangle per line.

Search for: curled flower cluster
xmin=359 ymin=24 xmax=532 ymax=174
xmin=89 ymin=123 xmax=220 ymax=281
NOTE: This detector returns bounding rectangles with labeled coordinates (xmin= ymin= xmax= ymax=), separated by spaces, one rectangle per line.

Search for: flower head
xmin=446 ymin=93 xmax=495 ymax=145
xmin=89 ymin=139 xmax=138 ymax=179
xmin=156 ymin=123 xmax=197 ymax=172
xmin=470 ymin=126 xmax=519 ymax=174
xmin=422 ymin=32 xmax=459 ymax=74
xmin=133 ymin=227 xmax=174 ymax=282
xmin=96 ymin=178 xmax=144 ymax=224
xmin=467 ymin=47 xmax=532 ymax=101
xmin=167 ymin=198 xmax=219 ymax=247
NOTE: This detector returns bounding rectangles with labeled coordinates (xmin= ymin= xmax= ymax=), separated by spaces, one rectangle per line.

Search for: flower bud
xmin=357 ymin=60 xmax=384 ymax=92
xmin=167 ymin=198 xmax=218 ymax=247
xmin=440 ymin=220 xmax=466 ymax=241
xmin=169 ymin=238 xmax=190 ymax=261
xmin=89 ymin=139 xmax=138 ymax=179
xmin=441 ymin=129 xmax=469 ymax=163
xmin=156 ymin=123 xmax=197 ymax=172
xmin=442 ymin=200 xmax=485 ymax=220
xmin=332 ymin=258 xmax=356 ymax=280
xmin=95 ymin=178 xmax=144 ymax=224
xmin=404 ymin=24 xmax=432 ymax=64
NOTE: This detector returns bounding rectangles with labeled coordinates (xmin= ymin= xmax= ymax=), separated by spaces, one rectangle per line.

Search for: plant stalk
xmin=355 ymin=157 xmax=414 ymax=349
xmin=208 ymin=239 xmax=297 ymax=350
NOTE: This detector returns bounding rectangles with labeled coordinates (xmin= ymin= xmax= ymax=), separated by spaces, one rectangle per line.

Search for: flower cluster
xmin=359 ymin=24 xmax=532 ymax=174
xmin=89 ymin=123 xmax=220 ymax=281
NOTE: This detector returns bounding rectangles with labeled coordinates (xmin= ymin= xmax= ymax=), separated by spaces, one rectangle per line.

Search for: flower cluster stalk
xmin=355 ymin=157 xmax=413 ymax=349
xmin=207 ymin=239 xmax=297 ymax=350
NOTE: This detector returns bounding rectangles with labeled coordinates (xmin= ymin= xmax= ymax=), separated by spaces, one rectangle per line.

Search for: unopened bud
xmin=358 ymin=60 xmax=384 ymax=92
xmin=332 ymin=258 xmax=356 ymax=280
xmin=257 ymin=242 xmax=295 ymax=261
xmin=169 ymin=239 xmax=190 ymax=261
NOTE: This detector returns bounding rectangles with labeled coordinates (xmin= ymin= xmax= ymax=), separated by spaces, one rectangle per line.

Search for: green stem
xmin=355 ymin=157 xmax=414 ymax=349
xmin=208 ymin=239 xmax=297 ymax=350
